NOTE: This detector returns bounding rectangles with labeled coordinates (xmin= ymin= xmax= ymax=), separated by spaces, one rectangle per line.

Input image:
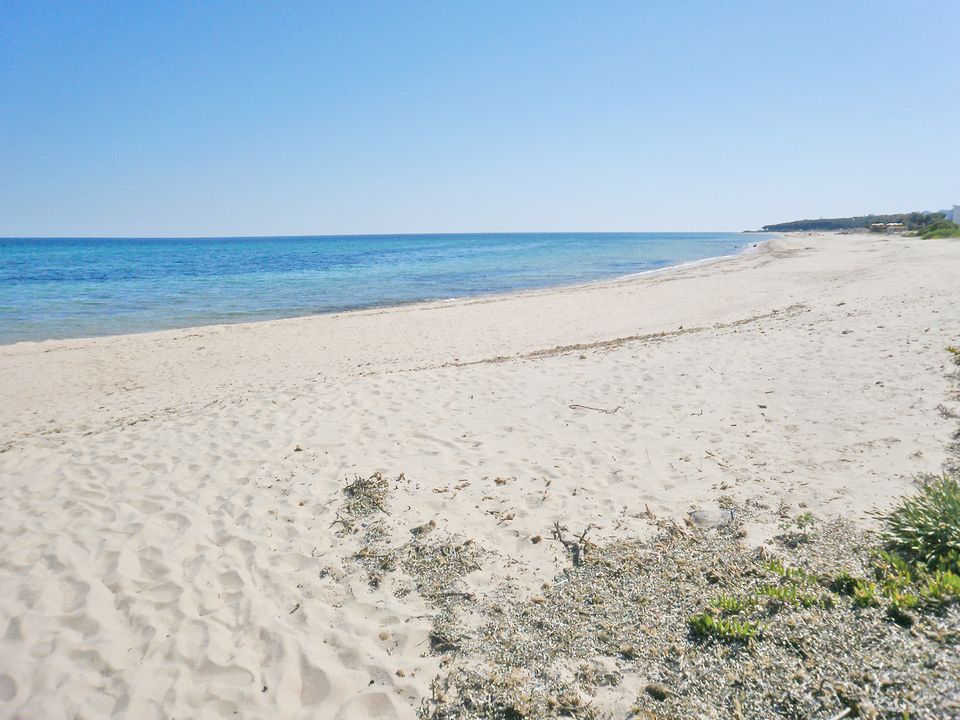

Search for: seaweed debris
xmin=419 ymin=516 xmax=960 ymax=719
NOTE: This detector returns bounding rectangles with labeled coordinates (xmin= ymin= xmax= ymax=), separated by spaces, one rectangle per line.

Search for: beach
xmin=1 ymin=231 xmax=958 ymax=719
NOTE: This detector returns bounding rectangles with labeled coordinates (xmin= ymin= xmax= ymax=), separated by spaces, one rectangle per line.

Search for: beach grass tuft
xmin=879 ymin=473 xmax=960 ymax=574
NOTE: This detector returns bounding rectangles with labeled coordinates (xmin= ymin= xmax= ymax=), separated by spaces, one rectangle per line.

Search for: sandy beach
xmin=1 ymin=231 xmax=958 ymax=719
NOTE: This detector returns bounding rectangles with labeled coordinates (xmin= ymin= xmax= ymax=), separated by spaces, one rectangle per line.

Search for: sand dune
xmin=0 ymin=233 xmax=958 ymax=719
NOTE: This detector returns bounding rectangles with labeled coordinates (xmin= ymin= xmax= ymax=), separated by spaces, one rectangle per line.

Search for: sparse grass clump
xmin=852 ymin=580 xmax=881 ymax=608
xmin=829 ymin=572 xmax=882 ymax=607
xmin=879 ymin=474 xmax=960 ymax=574
xmin=829 ymin=571 xmax=858 ymax=595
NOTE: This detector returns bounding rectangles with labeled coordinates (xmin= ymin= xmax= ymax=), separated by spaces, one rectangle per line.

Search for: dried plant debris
xmin=359 ymin=532 xmax=487 ymax=606
xmin=336 ymin=473 xmax=489 ymax=605
xmin=355 ymin=535 xmax=398 ymax=588
xmin=419 ymin=516 xmax=960 ymax=719
xmin=425 ymin=665 xmax=601 ymax=720
xmin=341 ymin=471 xmax=392 ymax=519
xmin=552 ymin=521 xmax=594 ymax=567
xmin=400 ymin=538 xmax=484 ymax=607
xmin=334 ymin=472 xmax=398 ymax=586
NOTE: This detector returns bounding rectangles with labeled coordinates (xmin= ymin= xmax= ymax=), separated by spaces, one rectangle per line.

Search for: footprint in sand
xmin=0 ymin=673 xmax=17 ymax=702
xmin=299 ymin=661 xmax=332 ymax=705
xmin=334 ymin=691 xmax=398 ymax=719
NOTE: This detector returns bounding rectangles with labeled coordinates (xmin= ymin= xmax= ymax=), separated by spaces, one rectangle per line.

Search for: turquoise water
xmin=0 ymin=233 xmax=762 ymax=344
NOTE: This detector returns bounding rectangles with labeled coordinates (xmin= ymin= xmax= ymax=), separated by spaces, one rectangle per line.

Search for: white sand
xmin=0 ymin=232 xmax=957 ymax=719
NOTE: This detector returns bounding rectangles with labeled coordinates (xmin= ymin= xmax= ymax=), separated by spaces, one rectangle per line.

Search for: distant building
xmin=870 ymin=222 xmax=905 ymax=234
xmin=953 ymin=205 xmax=960 ymax=223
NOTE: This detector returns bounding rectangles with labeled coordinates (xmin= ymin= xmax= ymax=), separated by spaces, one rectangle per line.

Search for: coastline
xmin=1 ymin=231 xmax=958 ymax=718
xmin=0 ymin=233 xmax=766 ymax=348
xmin=0 ymin=235 xmax=773 ymax=352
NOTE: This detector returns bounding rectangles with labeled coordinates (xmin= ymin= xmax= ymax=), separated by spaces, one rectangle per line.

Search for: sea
xmin=0 ymin=232 xmax=766 ymax=345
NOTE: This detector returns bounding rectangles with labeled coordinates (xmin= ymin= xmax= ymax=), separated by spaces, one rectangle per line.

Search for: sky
xmin=1 ymin=1 xmax=958 ymax=236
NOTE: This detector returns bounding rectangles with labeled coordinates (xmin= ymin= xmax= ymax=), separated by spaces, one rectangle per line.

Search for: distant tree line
xmin=761 ymin=212 xmax=947 ymax=233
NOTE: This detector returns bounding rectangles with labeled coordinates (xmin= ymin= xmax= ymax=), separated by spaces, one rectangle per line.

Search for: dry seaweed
xmin=420 ymin=515 xmax=960 ymax=719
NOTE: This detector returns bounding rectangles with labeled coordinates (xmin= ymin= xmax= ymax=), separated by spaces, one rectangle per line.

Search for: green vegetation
xmin=844 ymin=578 xmax=881 ymax=609
xmin=826 ymin=473 xmax=960 ymax=623
xmin=689 ymin=612 xmax=761 ymax=642
xmin=829 ymin=571 xmax=858 ymax=595
xmin=691 ymin=474 xmax=960 ymax=643
xmin=777 ymin=512 xmax=818 ymax=547
xmin=880 ymin=474 xmax=960 ymax=573
xmin=691 ymin=559 xmax=827 ymax=643
xmin=761 ymin=210 xmax=952 ymax=234
xmin=919 ymin=569 xmax=960 ymax=604
xmin=756 ymin=583 xmax=821 ymax=608
xmin=706 ymin=564 xmax=822 ymax=620
xmin=919 ymin=219 xmax=960 ymax=239
xmin=764 ymin=557 xmax=820 ymax=585
xmin=710 ymin=592 xmax=758 ymax=614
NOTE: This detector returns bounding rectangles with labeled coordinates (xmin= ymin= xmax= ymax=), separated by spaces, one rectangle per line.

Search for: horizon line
xmin=0 ymin=229 xmax=755 ymax=240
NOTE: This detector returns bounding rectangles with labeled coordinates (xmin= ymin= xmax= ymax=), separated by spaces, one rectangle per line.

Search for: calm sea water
xmin=0 ymin=233 xmax=762 ymax=344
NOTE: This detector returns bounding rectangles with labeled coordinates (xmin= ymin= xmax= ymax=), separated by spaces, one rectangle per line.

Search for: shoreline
xmin=1 ymin=231 xmax=958 ymax=719
xmin=0 ymin=235 xmax=772 ymax=350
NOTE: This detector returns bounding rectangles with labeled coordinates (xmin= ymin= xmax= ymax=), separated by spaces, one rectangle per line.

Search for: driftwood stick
xmin=552 ymin=521 xmax=592 ymax=566
xmin=569 ymin=403 xmax=623 ymax=414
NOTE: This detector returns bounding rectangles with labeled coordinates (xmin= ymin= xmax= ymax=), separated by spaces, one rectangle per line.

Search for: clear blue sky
xmin=2 ymin=1 xmax=957 ymax=236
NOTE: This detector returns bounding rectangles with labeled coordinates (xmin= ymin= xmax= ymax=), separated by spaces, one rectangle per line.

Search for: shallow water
xmin=0 ymin=232 xmax=764 ymax=344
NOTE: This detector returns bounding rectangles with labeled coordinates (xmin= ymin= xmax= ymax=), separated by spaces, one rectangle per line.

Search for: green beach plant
xmin=830 ymin=572 xmax=881 ymax=608
xmin=755 ymin=583 xmax=820 ymax=608
xmin=879 ymin=474 xmax=960 ymax=574
xmin=777 ymin=512 xmax=818 ymax=547
xmin=689 ymin=612 xmax=760 ymax=642
xmin=764 ymin=558 xmax=820 ymax=586
xmin=873 ymin=549 xmax=913 ymax=582
xmin=852 ymin=580 xmax=881 ymax=608
xmin=917 ymin=569 xmax=960 ymax=605
xmin=886 ymin=589 xmax=921 ymax=626
xmin=829 ymin=571 xmax=858 ymax=596
xmin=710 ymin=593 xmax=756 ymax=615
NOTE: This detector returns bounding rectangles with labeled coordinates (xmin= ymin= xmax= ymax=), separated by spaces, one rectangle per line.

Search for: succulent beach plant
xmin=688 ymin=612 xmax=760 ymax=642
